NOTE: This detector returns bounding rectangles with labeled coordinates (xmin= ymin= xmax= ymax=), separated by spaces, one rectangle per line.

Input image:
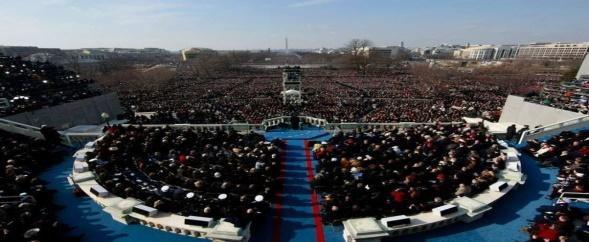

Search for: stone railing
xmin=261 ymin=116 xmax=461 ymax=132
xmin=300 ymin=116 xmax=329 ymax=127
xmin=342 ymin=146 xmax=526 ymax=242
xmin=68 ymin=141 xmax=251 ymax=242
xmin=260 ymin=116 xmax=329 ymax=129
xmin=261 ymin=116 xmax=289 ymax=129
xmin=325 ymin=122 xmax=462 ymax=132
xmin=128 ymin=123 xmax=263 ymax=133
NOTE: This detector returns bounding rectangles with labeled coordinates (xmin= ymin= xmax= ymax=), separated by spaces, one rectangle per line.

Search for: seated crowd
xmin=523 ymin=130 xmax=589 ymax=241
xmin=523 ymin=203 xmax=589 ymax=242
xmin=312 ymin=122 xmax=507 ymax=223
xmin=0 ymin=130 xmax=76 ymax=242
xmin=0 ymin=56 xmax=101 ymax=116
xmin=525 ymin=130 xmax=589 ymax=199
xmin=84 ymin=125 xmax=283 ymax=226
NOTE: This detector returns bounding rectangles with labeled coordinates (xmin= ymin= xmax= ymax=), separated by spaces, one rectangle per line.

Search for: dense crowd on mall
xmin=523 ymin=130 xmax=589 ymax=241
xmin=83 ymin=125 xmax=283 ymax=225
xmin=0 ymin=130 xmax=77 ymax=242
xmin=120 ymin=68 xmax=508 ymax=125
xmin=525 ymin=79 xmax=589 ymax=114
xmin=311 ymin=122 xmax=507 ymax=223
xmin=0 ymin=56 xmax=101 ymax=116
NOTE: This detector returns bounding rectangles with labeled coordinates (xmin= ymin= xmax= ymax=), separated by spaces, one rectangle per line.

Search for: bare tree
xmin=344 ymin=39 xmax=373 ymax=74
xmin=346 ymin=39 xmax=372 ymax=56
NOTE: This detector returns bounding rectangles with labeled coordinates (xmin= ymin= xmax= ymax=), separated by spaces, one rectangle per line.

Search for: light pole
xmin=101 ymin=112 xmax=110 ymax=127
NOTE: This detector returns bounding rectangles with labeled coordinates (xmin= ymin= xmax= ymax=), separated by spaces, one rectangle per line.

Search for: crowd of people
xmin=311 ymin=122 xmax=507 ymax=223
xmin=84 ymin=125 xmax=283 ymax=226
xmin=0 ymin=130 xmax=76 ymax=242
xmin=117 ymin=67 xmax=513 ymax=125
xmin=525 ymin=130 xmax=589 ymax=199
xmin=0 ymin=56 xmax=101 ymax=116
xmin=525 ymin=79 xmax=589 ymax=114
xmin=523 ymin=203 xmax=589 ymax=242
xmin=523 ymin=130 xmax=589 ymax=241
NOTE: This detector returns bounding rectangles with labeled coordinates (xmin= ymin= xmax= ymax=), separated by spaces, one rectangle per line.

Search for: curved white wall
xmin=499 ymin=95 xmax=586 ymax=128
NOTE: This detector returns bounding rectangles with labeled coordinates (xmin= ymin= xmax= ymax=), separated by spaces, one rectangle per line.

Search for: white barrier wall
xmin=4 ymin=93 xmax=123 ymax=130
xmin=577 ymin=54 xmax=589 ymax=80
xmin=499 ymin=95 xmax=586 ymax=128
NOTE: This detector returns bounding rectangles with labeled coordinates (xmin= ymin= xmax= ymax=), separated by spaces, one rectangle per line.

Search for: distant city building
xmin=24 ymin=52 xmax=55 ymax=63
xmin=361 ymin=46 xmax=408 ymax=59
xmin=457 ymin=45 xmax=495 ymax=60
xmin=0 ymin=46 xmax=63 ymax=60
xmin=493 ymin=45 xmax=519 ymax=59
xmin=315 ymin=47 xmax=332 ymax=54
xmin=453 ymin=44 xmax=518 ymax=60
xmin=413 ymin=45 xmax=464 ymax=58
xmin=453 ymin=45 xmax=516 ymax=60
xmin=366 ymin=47 xmax=393 ymax=58
xmin=67 ymin=49 xmax=109 ymax=63
xmin=515 ymin=42 xmax=589 ymax=60
xmin=181 ymin=48 xmax=215 ymax=61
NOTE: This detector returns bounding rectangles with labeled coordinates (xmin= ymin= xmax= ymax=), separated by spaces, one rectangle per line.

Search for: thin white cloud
xmin=288 ymin=0 xmax=336 ymax=8
xmin=66 ymin=2 xmax=192 ymax=26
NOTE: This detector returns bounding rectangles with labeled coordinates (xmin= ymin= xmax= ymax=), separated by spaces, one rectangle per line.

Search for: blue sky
xmin=1 ymin=0 xmax=588 ymax=50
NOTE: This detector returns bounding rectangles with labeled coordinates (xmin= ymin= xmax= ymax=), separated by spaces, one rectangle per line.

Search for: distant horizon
xmin=3 ymin=40 xmax=589 ymax=53
xmin=1 ymin=0 xmax=588 ymax=50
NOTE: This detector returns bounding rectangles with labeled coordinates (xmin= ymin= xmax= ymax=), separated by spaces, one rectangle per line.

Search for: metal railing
xmin=0 ymin=118 xmax=105 ymax=148
xmin=0 ymin=118 xmax=45 ymax=139
xmin=558 ymin=192 xmax=589 ymax=203
xmin=517 ymin=115 xmax=589 ymax=144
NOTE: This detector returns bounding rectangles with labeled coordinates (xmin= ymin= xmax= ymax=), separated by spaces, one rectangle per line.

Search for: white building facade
xmin=454 ymin=45 xmax=518 ymax=61
xmin=515 ymin=42 xmax=589 ymax=59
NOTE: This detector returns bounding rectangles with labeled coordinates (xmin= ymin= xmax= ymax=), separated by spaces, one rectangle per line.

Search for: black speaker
xmin=381 ymin=215 xmax=410 ymax=227
xmin=433 ymin=204 xmax=458 ymax=216
xmin=89 ymin=185 xmax=108 ymax=197
xmin=132 ymin=205 xmax=157 ymax=217
xmin=490 ymin=181 xmax=508 ymax=192
xmin=562 ymin=192 xmax=589 ymax=199
xmin=184 ymin=216 xmax=213 ymax=227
